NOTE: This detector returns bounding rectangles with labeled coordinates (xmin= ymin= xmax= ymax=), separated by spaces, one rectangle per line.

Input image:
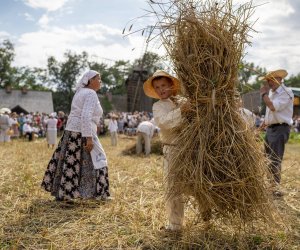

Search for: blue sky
xmin=0 ymin=0 xmax=300 ymax=76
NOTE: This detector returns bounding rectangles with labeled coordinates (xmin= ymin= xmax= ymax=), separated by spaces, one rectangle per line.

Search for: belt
xmin=268 ymin=123 xmax=289 ymax=128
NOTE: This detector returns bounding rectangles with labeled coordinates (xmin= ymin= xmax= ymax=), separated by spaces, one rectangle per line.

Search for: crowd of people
xmin=0 ymin=110 xmax=68 ymax=143
xmin=1 ymin=103 xmax=299 ymax=145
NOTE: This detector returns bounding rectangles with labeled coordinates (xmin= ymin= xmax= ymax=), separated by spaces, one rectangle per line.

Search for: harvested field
xmin=0 ymin=135 xmax=299 ymax=249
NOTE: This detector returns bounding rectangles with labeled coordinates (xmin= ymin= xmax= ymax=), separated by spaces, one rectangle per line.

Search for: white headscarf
xmin=76 ymin=70 xmax=100 ymax=91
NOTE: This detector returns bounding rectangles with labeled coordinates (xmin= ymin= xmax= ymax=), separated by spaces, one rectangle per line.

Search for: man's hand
xmin=260 ymin=84 xmax=269 ymax=97
xmin=84 ymin=137 xmax=93 ymax=152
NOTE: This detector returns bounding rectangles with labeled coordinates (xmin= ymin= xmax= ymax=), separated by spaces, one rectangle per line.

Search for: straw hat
xmin=143 ymin=70 xmax=181 ymax=99
xmin=0 ymin=108 xmax=11 ymax=114
xmin=260 ymin=69 xmax=288 ymax=81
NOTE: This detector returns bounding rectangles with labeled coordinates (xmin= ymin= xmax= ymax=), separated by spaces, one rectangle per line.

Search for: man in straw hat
xmin=144 ymin=70 xmax=190 ymax=232
xmin=260 ymin=69 xmax=294 ymax=196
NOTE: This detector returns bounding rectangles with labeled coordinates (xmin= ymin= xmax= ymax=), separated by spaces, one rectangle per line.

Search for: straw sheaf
xmin=152 ymin=0 xmax=277 ymax=225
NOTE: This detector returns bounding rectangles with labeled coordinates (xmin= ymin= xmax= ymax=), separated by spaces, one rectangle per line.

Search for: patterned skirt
xmin=41 ymin=130 xmax=110 ymax=200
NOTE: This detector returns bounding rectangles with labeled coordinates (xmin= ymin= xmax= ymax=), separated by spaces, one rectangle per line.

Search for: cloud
xmin=8 ymin=0 xmax=299 ymax=76
xmin=24 ymin=13 xmax=35 ymax=21
xmin=13 ymin=24 xmax=144 ymax=68
xmin=243 ymin=0 xmax=300 ymax=75
xmin=22 ymin=0 xmax=69 ymax=12
xmin=0 ymin=31 xmax=10 ymax=39
xmin=38 ymin=14 xmax=52 ymax=27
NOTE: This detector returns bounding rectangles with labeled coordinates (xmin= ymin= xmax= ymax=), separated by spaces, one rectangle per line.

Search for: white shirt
xmin=46 ymin=118 xmax=58 ymax=131
xmin=265 ymin=84 xmax=294 ymax=125
xmin=137 ymin=121 xmax=156 ymax=138
xmin=153 ymin=98 xmax=181 ymax=143
xmin=108 ymin=119 xmax=118 ymax=132
xmin=23 ymin=123 xmax=33 ymax=133
xmin=66 ymin=88 xmax=103 ymax=137
xmin=0 ymin=114 xmax=10 ymax=129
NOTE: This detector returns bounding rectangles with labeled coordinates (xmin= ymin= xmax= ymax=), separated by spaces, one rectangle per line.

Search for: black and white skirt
xmin=41 ymin=130 xmax=110 ymax=200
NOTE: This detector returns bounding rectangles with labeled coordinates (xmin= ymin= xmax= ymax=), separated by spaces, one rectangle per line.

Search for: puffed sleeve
xmin=81 ymin=91 xmax=98 ymax=137
xmin=153 ymin=101 xmax=181 ymax=130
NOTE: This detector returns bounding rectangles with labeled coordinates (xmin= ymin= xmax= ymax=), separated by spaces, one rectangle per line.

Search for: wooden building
xmin=0 ymin=88 xmax=54 ymax=114
xmin=125 ymin=67 xmax=154 ymax=112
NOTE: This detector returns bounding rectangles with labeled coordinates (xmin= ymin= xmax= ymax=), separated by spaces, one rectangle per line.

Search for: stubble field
xmin=0 ymin=135 xmax=299 ymax=249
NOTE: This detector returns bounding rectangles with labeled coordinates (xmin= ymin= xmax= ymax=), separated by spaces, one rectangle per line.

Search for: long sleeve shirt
xmin=137 ymin=121 xmax=155 ymax=138
xmin=66 ymin=88 xmax=103 ymax=137
xmin=108 ymin=119 xmax=118 ymax=132
xmin=152 ymin=98 xmax=181 ymax=144
xmin=264 ymin=84 xmax=294 ymax=125
xmin=23 ymin=123 xmax=33 ymax=133
xmin=0 ymin=114 xmax=10 ymax=129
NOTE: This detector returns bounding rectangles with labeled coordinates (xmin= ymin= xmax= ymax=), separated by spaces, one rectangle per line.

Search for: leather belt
xmin=268 ymin=123 xmax=289 ymax=128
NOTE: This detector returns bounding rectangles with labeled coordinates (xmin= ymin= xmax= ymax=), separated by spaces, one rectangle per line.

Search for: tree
xmin=108 ymin=60 xmax=131 ymax=94
xmin=285 ymin=74 xmax=300 ymax=88
xmin=13 ymin=67 xmax=49 ymax=90
xmin=132 ymin=51 xmax=162 ymax=75
xmin=238 ymin=61 xmax=266 ymax=93
xmin=0 ymin=40 xmax=15 ymax=88
xmin=47 ymin=51 xmax=89 ymax=112
xmin=88 ymin=59 xmax=131 ymax=95
xmin=88 ymin=61 xmax=110 ymax=93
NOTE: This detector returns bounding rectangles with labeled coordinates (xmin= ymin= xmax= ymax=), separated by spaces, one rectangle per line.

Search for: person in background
xmin=260 ymin=69 xmax=294 ymax=197
xmin=117 ymin=115 xmax=125 ymax=134
xmin=18 ymin=113 xmax=25 ymax=137
xmin=23 ymin=121 xmax=34 ymax=141
xmin=41 ymin=70 xmax=110 ymax=201
xmin=46 ymin=113 xmax=58 ymax=149
xmin=108 ymin=115 xmax=118 ymax=146
xmin=238 ymin=97 xmax=256 ymax=129
xmin=10 ymin=112 xmax=20 ymax=138
xmin=136 ymin=120 xmax=156 ymax=156
xmin=0 ymin=111 xmax=11 ymax=143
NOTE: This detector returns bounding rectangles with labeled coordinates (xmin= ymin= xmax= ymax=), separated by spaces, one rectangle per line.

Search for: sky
xmin=0 ymin=0 xmax=300 ymax=76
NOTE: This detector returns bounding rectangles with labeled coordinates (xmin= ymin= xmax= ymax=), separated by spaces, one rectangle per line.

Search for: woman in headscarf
xmin=41 ymin=70 xmax=110 ymax=201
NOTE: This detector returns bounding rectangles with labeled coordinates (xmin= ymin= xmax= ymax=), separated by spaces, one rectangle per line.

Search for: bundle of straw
xmin=150 ymin=0 xmax=275 ymax=223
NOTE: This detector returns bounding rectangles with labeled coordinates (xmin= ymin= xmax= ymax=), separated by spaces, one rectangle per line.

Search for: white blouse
xmin=65 ymin=88 xmax=103 ymax=137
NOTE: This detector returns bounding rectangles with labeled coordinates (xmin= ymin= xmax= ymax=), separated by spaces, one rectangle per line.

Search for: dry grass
xmin=0 ymin=135 xmax=299 ymax=249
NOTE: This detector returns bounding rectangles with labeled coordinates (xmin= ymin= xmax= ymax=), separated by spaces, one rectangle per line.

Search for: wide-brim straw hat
xmin=143 ymin=70 xmax=181 ymax=99
xmin=260 ymin=69 xmax=288 ymax=81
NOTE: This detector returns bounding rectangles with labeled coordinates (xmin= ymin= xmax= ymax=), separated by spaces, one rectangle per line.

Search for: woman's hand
xmin=84 ymin=137 xmax=93 ymax=152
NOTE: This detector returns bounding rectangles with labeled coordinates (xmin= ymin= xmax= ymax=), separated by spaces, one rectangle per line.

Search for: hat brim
xmin=143 ymin=75 xmax=181 ymax=99
xmin=260 ymin=69 xmax=288 ymax=81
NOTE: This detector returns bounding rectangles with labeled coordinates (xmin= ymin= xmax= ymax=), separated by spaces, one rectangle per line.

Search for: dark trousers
xmin=265 ymin=125 xmax=290 ymax=184
xmin=25 ymin=132 xmax=33 ymax=141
